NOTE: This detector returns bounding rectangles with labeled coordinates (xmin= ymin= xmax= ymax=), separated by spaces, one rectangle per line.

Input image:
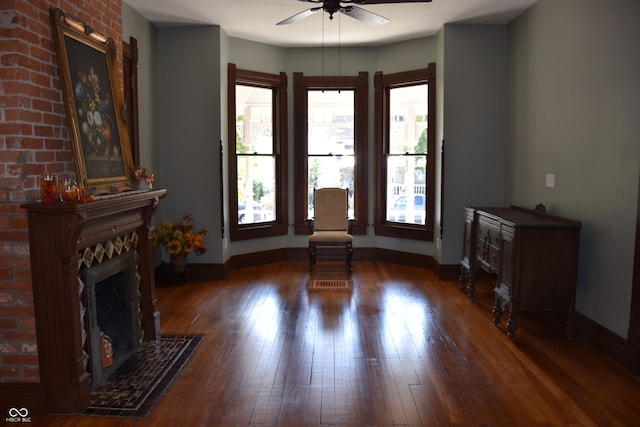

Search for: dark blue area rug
xmin=82 ymin=335 xmax=203 ymax=418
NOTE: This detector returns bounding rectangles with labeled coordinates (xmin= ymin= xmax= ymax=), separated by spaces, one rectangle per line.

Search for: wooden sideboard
xmin=459 ymin=205 xmax=581 ymax=340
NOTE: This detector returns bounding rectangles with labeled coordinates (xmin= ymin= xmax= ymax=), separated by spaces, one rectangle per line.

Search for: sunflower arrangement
xmin=152 ymin=214 xmax=207 ymax=256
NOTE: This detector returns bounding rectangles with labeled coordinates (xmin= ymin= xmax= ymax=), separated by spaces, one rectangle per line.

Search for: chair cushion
xmin=308 ymin=231 xmax=353 ymax=243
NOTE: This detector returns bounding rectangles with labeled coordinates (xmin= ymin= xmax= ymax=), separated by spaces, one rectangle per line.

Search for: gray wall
xmin=156 ymin=26 xmax=223 ymax=264
xmin=439 ymin=24 xmax=508 ymax=264
xmin=507 ymin=0 xmax=640 ymax=337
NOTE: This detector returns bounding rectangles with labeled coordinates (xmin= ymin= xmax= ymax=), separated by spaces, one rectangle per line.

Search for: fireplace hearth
xmin=22 ymin=189 xmax=166 ymax=413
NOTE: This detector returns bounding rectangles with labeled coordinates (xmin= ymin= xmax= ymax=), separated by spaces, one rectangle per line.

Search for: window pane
xmin=236 ymin=85 xmax=273 ymax=154
xmin=237 ymin=155 xmax=275 ymax=224
xmin=308 ymin=90 xmax=354 ymax=155
xmin=389 ymin=84 xmax=428 ymax=155
xmin=308 ymin=155 xmax=354 ymax=219
xmin=307 ymin=90 xmax=355 ymax=218
xmin=385 ymin=83 xmax=428 ymax=225
xmin=386 ymin=155 xmax=426 ymax=225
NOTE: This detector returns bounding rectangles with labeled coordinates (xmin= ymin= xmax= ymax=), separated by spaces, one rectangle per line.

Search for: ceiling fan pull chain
xmin=338 ymin=12 xmax=341 ymax=76
xmin=322 ymin=14 xmax=325 ymax=76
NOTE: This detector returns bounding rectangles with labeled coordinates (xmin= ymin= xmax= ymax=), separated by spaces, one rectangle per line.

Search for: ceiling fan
xmin=277 ymin=0 xmax=432 ymax=27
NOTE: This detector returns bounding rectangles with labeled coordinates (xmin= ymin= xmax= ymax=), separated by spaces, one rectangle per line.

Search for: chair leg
xmin=346 ymin=242 xmax=353 ymax=272
xmin=308 ymin=243 xmax=316 ymax=271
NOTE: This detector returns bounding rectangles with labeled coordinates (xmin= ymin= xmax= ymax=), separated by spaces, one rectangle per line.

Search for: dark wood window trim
xmin=373 ymin=65 xmax=436 ymax=241
xmin=293 ymin=72 xmax=368 ymax=235
xmin=123 ymin=37 xmax=139 ymax=167
xmin=227 ymin=63 xmax=288 ymax=241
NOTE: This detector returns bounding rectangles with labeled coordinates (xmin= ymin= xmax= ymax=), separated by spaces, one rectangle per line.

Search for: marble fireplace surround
xmin=22 ymin=189 xmax=166 ymax=413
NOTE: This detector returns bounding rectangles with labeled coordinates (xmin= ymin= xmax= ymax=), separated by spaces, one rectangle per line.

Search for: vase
xmin=169 ymin=253 xmax=188 ymax=273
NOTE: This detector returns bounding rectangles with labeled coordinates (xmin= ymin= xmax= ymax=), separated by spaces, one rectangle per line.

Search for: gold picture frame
xmin=50 ymin=8 xmax=136 ymax=195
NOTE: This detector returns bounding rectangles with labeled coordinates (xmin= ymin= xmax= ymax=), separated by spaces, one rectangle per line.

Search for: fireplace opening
xmin=84 ymin=250 xmax=142 ymax=388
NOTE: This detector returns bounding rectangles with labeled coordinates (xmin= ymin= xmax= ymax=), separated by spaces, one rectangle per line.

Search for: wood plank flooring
xmin=29 ymin=260 xmax=640 ymax=426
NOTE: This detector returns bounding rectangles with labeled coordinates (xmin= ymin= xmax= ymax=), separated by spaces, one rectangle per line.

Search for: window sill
xmin=374 ymin=223 xmax=433 ymax=241
xmin=230 ymin=223 xmax=288 ymax=241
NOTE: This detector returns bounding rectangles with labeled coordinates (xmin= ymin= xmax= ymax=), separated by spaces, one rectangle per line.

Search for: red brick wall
xmin=0 ymin=0 xmax=122 ymax=383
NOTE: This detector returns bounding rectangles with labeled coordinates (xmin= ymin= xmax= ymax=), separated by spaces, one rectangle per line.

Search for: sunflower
xmin=166 ymin=240 xmax=182 ymax=255
xmin=152 ymin=215 xmax=207 ymax=256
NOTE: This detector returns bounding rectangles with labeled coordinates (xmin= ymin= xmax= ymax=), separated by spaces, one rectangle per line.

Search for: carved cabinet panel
xmin=477 ymin=215 xmax=501 ymax=273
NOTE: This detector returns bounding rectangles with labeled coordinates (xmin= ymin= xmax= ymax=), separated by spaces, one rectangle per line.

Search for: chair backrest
xmin=313 ymin=187 xmax=348 ymax=231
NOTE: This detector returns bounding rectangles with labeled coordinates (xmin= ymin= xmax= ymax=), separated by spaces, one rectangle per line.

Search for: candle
xmin=40 ymin=173 xmax=58 ymax=203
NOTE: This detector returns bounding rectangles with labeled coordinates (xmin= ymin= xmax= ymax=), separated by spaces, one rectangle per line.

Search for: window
xmin=307 ymin=90 xmax=354 ymax=219
xmin=374 ymin=65 xmax=436 ymax=240
xmin=228 ymin=64 xmax=288 ymax=240
xmin=293 ymin=72 xmax=368 ymax=235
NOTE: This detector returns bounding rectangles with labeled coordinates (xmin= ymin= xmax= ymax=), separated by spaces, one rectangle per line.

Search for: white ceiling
xmin=123 ymin=0 xmax=538 ymax=48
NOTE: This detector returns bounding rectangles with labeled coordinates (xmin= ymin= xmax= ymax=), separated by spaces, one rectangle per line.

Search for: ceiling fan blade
xmin=349 ymin=0 xmax=432 ymax=4
xmin=340 ymin=5 xmax=389 ymax=26
xmin=277 ymin=7 xmax=321 ymax=25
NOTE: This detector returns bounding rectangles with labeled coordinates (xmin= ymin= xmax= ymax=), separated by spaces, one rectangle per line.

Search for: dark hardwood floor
xmin=29 ymin=260 xmax=640 ymax=426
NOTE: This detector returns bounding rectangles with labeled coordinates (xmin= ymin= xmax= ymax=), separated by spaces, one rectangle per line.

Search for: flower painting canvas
xmin=64 ymin=36 xmax=124 ymax=179
xmin=50 ymin=8 xmax=136 ymax=195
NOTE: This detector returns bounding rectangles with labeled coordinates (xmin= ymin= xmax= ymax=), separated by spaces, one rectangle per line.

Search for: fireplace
xmin=83 ymin=250 xmax=142 ymax=388
xmin=22 ymin=189 xmax=166 ymax=413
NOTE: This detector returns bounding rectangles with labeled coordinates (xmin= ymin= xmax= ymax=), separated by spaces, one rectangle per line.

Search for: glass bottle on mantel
xmin=60 ymin=178 xmax=81 ymax=202
xmin=40 ymin=173 xmax=58 ymax=203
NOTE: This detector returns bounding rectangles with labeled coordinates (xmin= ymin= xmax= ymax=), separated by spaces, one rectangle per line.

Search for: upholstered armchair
xmin=307 ymin=187 xmax=353 ymax=272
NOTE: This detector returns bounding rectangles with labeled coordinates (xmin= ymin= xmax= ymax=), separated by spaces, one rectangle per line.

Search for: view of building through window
xmin=235 ymin=84 xmax=275 ymax=224
xmin=385 ymin=84 xmax=428 ymax=225
xmin=307 ymin=90 xmax=355 ymax=219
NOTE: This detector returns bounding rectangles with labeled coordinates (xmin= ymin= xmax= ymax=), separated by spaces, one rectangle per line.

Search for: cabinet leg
xmin=492 ymin=304 xmax=502 ymax=326
xmin=458 ymin=267 xmax=468 ymax=292
xmin=565 ymin=308 xmax=575 ymax=340
xmin=467 ymin=278 xmax=476 ymax=298
xmin=506 ymin=314 xmax=518 ymax=341
xmin=458 ymin=268 xmax=476 ymax=297
xmin=459 ymin=267 xmax=474 ymax=297
xmin=492 ymin=292 xmax=505 ymax=326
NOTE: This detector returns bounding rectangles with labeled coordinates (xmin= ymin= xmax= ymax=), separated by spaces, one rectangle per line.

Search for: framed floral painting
xmin=50 ymin=8 xmax=136 ymax=195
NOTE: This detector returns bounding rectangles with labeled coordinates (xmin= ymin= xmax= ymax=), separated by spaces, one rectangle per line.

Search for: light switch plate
xmin=546 ymin=173 xmax=555 ymax=188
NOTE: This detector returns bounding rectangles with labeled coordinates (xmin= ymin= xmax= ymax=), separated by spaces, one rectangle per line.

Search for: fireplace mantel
xmin=22 ymin=189 xmax=166 ymax=413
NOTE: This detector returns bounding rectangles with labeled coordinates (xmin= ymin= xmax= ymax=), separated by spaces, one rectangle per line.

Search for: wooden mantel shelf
xmin=22 ymin=188 xmax=166 ymax=218
xmin=22 ymin=188 xmax=166 ymax=413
